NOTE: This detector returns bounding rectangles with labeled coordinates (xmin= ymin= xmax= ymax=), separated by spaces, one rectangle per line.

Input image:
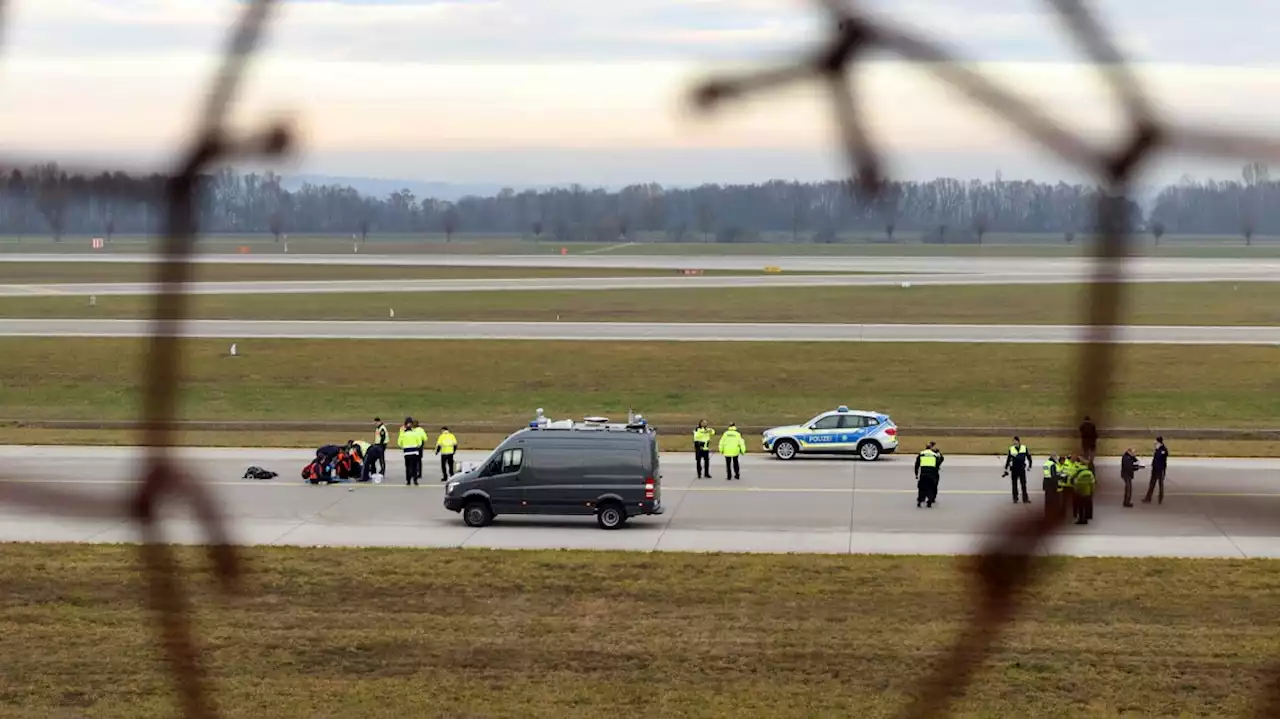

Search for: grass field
xmin=2 ymin=544 xmax=1279 ymax=718
xmin=4 ymin=233 xmax=1280 ymax=258
xmin=2 ymin=427 xmax=1273 ymax=457
xmin=1 ymin=339 xmax=1275 ymax=431
xmin=6 ymin=282 xmax=1277 ymax=325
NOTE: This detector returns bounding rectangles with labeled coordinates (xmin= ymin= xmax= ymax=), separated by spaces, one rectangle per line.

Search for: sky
xmin=0 ymin=0 xmax=1278 ymax=189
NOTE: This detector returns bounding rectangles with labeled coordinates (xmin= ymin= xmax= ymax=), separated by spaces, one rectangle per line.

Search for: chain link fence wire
xmin=0 ymin=0 xmax=291 ymax=716
xmin=0 ymin=0 xmax=1277 ymax=716
xmin=693 ymin=1 xmax=1280 ymax=717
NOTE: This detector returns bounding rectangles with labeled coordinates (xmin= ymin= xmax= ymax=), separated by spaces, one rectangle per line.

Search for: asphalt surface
xmin=1 ymin=447 xmax=1278 ymax=558
xmin=2 ymin=255 xmax=1279 ymax=297
xmin=7 ymin=252 xmax=1280 ymax=277
xmin=1 ymin=318 xmax=1276 ymax=344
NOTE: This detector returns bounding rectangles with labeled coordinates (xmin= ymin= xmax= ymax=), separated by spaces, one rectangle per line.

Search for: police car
xmin=761 ymin=406 xmax=898 ymax=461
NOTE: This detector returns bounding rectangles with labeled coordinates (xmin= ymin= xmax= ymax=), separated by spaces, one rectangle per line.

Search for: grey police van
xmin=442 ymin=412 xmax=663 ymax=530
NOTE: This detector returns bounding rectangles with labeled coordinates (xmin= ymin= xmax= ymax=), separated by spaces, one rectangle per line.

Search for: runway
xmin=2 ymin=255 xmax=1279 ymax=298
xmin=1 ymin=447 xmax=1278 ymax=558
xmin=8 ymin=252 xmax=1280 ymax=278
xmin=2 ymin=318 xmax=1277 ymax=344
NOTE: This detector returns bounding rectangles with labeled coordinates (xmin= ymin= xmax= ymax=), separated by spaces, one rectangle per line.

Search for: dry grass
xmin=1 ymin=338 xmax=1276 ymax=430
xmin=2 ymin=282 xmax=1278 ymax=325
xmin=0 ymin=544 xmax=1278 ymax=718
xmin=0 ymin=428 xmax=1274 ymax=458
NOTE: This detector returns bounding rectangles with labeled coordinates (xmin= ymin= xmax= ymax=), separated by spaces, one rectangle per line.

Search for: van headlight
xmin=446 ymin=481 xmax=459 ymax=494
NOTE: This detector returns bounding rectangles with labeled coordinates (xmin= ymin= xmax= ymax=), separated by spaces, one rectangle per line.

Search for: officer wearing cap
xmin=398 ymin=416 xmax=425 ymax=486
xmin=693 ymin=420 xmax=715 ymax=479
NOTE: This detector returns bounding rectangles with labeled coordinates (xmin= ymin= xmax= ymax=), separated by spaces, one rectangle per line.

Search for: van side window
xmin=502 ymin=448 xmax=524 ymax=473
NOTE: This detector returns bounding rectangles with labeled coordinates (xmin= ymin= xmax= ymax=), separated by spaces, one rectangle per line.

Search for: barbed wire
xmin=691 ymin=1 xmax=1280 ymax=717
xmin=0 ymin=0 xmax=1276 ymax=716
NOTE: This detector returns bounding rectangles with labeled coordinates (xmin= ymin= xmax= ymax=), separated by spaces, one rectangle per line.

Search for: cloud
xmin=0 ymin=0 xmax=1275 ymax=186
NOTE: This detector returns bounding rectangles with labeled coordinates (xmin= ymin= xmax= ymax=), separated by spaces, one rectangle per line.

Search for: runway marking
xmin=2 ymin=478 xmax=1279 ymax=499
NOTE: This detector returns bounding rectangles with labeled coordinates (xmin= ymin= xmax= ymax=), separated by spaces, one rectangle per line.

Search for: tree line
xmin=0 ymin=162 xmax=1271 ymax=243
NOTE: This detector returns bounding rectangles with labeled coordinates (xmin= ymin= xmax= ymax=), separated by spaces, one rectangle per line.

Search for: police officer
xmin=398 ymin=416 xmax=425 ymax=486
xmin=1067 ymin=455 xmax=1096 ymax=525
xmin=1003 ymin=436 xmax=1032 ymax=504
xmin=436 ymin=426 xmax=458 ymax=481
xmin=348 ymin=438 xmax=371 ymax=478
xmin=1041 ymin=453 xmax=1060 ymax=518
xmin=915 ymin=441 xmax=943 ymax=508
xmin=1143 ymin=436 xmax=1169 ymax=504
xmin=1120 ymin=447 xmax=1143 ymax=508
xmin=719 ymin=423 xmax=746 ymax=480
xmin=361 ymin=442 xmax=385 ymax=483
xmin=1057 ymin=453 xmax=1076 ymax=520
xmin=372 ymin=417 xmax=389 ymax=474
xmin=693 ymin=420 xmax=715 ymax=479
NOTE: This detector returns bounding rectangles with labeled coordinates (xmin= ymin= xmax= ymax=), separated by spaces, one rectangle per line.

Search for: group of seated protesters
xmin=301 ymin=439 xmax=386 ymax=484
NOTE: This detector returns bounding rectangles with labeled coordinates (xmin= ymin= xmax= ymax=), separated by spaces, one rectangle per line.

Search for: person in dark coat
xmin=1120 ymin=447 xmax=1143 ymax=508
xmin=1143 ymin=436 xmax=1170 ymax=504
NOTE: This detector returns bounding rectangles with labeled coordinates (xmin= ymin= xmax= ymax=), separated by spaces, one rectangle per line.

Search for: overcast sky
xmin=0 ymin=0 xmax=1277 ymax=188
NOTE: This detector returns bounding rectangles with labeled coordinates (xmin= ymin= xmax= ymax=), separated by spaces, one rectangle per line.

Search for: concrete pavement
xmin=1 ymin=447 xmax=1278 ymax=558
xmin=8 ymin=252 xmax=1280 ymax=277
xmin=3 ymin=255 xmax=1280 ymax=298
xmin=1 ymin=318 xmax=1276 ymax=344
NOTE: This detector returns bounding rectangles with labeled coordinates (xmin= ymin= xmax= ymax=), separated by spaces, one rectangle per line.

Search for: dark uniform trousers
xmin=403 ymin=448 xmax=422 ymax=485
xmin=374 ymin=442 xmax=387 ymax=473
xmin=694 ymin=443 xmax=711 ymax=477
xmin=725 ymin=456 xmax=741 ymax=479
xmin=440 ymin=452 xmax=456 ymax=480
xmin=1144 ymin=467 xmax=1166 ymax=503
xmin=1010 ymin=468 xmax=1029 ymax=502
xmin=1042 ymin=477 xmax=1058 ymax=519
xmin=917 ymin=469 xmax=939 ymax=505
xmin=362 ymin=445 xmax=385 ymax=481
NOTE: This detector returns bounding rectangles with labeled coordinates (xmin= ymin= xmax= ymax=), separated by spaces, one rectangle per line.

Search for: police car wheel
xmin=597 ymin=503 xmax=626 ymax=530
xmin=774 ymin=440 xmax=798 ymax=461
xmin=858 ymin=441 xmax=881 ymax=462
xmin=463 ymin=500 xmax=493 ymax=528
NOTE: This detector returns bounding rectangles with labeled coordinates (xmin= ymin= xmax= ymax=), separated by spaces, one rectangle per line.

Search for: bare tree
xmin=885 ymin=222 xmax=895 ymax=242
xmin=695 ymin=201 xmax=714 ymax=243
xmin=1151 ymin=221 xmax=1165 ymax=246
xmin=36 ymin=170 xmax=68 ymax=241
xmin=442 ymin=206 xmax=459 ymax=243
xmin=268 ymin=212 xmax=282 ymax=243
xmin=618 ymin=214 xmax=630 ymax=242
xmin=972 ymin=213 xmax=989 ymax=245
xmin=531 ymin=220 xmax=543 ymax=242
xmin=1242 ymin=219 xmax=1255 ymax=246
xmin=358 ymin=219 xmax=370 ymax=244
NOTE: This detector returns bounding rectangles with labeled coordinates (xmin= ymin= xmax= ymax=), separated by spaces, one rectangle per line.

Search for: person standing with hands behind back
xmin=398 ymin=416 xmax=425 ymax=486
xmin=719 ymin=423 xmax=746 ymax=481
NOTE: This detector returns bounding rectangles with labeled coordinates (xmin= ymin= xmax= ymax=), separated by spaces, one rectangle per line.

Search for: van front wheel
xmin=462 ymin=500 xmax=493 ymax=528
xmin=597 ymin=503 xmax=626 ymax=530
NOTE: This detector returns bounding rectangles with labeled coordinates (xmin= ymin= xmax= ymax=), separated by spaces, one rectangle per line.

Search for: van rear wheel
xmin=597 ymin=502 xmax=626 ymax=530
xmin=462 ymin=500 xmax=493 ymax=528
